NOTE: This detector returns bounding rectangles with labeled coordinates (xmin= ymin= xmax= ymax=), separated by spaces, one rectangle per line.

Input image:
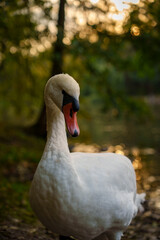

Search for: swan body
xmin=30 ymin=74 xmax=145 ymax=240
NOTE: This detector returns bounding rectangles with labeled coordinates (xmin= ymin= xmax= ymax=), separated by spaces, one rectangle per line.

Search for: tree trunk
xmin=30 ymin=0 xmax=66 ymax=137
xmin=51 ymin=0 xmax=66 ymax=76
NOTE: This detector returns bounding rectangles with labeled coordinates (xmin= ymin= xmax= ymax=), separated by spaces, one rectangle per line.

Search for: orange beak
xmin=62 ymin=103 xmax=80 ymax=137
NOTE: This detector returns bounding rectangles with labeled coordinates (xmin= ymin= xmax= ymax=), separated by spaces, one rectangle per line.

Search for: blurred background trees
xmin=0 ymin=0 xmax=160 ymax=132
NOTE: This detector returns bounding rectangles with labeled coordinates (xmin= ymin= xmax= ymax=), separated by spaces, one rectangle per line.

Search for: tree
xmin=0 ymin=0 xmax=159 ymax=130
xmin=32 ymin=0 xmax=66 ymax=137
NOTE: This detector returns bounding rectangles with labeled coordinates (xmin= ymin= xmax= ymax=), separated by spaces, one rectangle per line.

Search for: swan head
xmin=44 ymin=73 xmax=80 ymax=137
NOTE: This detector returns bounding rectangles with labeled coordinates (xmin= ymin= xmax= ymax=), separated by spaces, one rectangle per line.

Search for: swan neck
xmin=45 ymin=104 xmax=69 ymax=153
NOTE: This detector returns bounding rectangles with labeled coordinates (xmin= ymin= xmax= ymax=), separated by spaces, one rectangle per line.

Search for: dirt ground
xmin=0 ymin=194 xmax=160 ymax=240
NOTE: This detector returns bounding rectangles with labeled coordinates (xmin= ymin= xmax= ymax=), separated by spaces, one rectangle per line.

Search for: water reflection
xmin=132 ymin=157 xmax=142 ymax=170
xmin=72 ymin=143 xmax=99 ymax=153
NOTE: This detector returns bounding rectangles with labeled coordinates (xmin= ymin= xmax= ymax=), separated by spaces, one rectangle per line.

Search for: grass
xmin=0 ymin=124 xmax=45 ymax=224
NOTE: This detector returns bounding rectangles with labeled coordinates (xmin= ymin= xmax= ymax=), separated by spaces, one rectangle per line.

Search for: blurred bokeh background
xmin=0 ymin=0 xmax=160 ymax=239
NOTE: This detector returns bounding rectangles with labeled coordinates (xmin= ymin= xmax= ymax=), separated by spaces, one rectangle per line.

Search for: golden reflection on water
xmin=133 ymin=157 xmax=142 ymax=170
xmin=72 ymin=143 xmax=99 ymax=153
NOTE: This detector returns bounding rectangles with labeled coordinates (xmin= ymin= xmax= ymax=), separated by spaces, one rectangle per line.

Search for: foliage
xmin=0 ymin=0 xmax=53 ymax=124
xmin=64 ymin=0 xmax=160 ymax=117
xmin=122 ymin=0 xmax=160 ymax=94
xmin=0 ymin=124 xmax=44 ymax=222
xmin=0 ymin=0 xmax=160 ymax=124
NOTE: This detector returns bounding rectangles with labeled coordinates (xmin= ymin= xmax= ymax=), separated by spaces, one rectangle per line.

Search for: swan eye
xmin=62 ymin=90 xmax=79 ymax=112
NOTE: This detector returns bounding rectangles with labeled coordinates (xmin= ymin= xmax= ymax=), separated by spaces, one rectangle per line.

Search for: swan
xmin=30 ymin=73 xmax=145 ymax=240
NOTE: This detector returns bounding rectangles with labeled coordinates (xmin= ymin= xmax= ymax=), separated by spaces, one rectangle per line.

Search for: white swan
xmin=30 ymin=74 xmax=145 ymax=240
